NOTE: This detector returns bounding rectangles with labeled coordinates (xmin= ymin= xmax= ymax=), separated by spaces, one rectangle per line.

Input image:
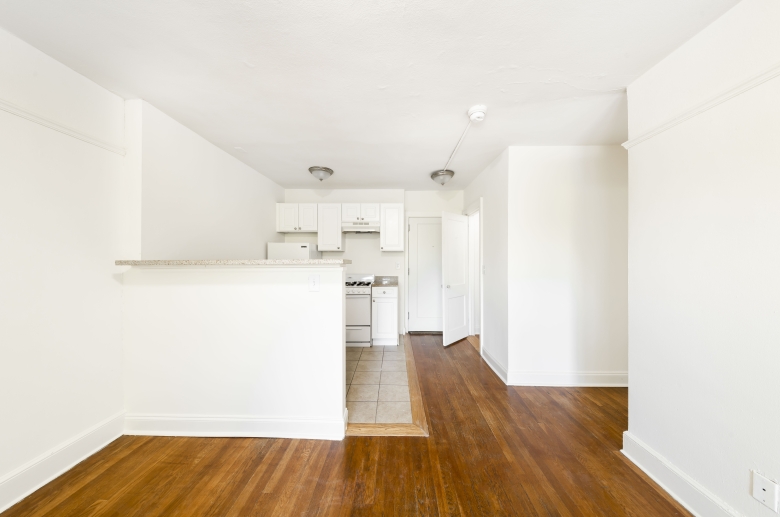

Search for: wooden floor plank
xmin=2 ymin=334 xmax=691 ymax=517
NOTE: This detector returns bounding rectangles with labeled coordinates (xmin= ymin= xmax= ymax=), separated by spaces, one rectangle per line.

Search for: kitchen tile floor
xmin=345 ymin=345 xmax=412 ymax=424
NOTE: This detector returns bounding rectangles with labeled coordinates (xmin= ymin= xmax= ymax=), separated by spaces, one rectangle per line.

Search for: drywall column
xmin=464 ymin=150 xmax=509 ymax=380
xmin=506 ymin=146 xmax=628 ymax=386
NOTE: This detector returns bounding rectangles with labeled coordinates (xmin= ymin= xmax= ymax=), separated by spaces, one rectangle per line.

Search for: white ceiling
xmin=0 ymin=0 xmax=738 ymax=189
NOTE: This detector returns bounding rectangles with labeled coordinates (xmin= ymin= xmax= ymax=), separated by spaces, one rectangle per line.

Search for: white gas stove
xmin=345 ymin=274 xmax=374 ymax=347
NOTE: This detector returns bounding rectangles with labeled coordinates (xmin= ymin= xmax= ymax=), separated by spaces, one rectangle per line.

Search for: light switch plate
xmin=308 ymin=274 xmax=320 ymax=292
xmin=752 ymin=470 xmax=780 ymax=512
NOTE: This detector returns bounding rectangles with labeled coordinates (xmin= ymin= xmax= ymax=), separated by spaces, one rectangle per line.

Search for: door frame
xmin=405 ymin=211 xmax=443 ymax=335
xmin=463 ymin=199 xmax=483 ymax=355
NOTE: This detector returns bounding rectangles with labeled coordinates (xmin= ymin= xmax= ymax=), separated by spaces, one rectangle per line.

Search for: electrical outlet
xmin=752 ymin=471 xmax=780 ymax=512
xmin=308 ymin=274 xmax=320 ymax=292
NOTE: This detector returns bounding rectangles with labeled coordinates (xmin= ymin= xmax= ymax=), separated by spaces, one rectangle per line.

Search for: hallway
xmin=4 ymin=335 xmax=688 ymax=516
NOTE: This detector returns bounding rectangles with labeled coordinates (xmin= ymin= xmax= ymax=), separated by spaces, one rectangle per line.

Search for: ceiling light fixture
xmin=431 ymin=105 xmax=487 ymax=186
xmin=309 ymin=166 xmax=334 ymax=181
xmin=430 ymin=169 xmax=455 ymax=186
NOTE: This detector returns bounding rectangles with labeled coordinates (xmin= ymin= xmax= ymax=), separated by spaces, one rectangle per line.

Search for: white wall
xmin=0 ymin=28 xmax=125 ymax=512
xmin=623 ymin=1 xmax=780 ymax=516
xmin=465 ymin=150 xmax=509 ymax=379
xmin=507 ymin=146 xmax=628 ymax=386
xmin=404 ymin=190 xmax=464 ymax=213
xmin=122 ymin=266 xmax=346 ymax=440
xmin=141 ymin=101 xmax=284 ymax=259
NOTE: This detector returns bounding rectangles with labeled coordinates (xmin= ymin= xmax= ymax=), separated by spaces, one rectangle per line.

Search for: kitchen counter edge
xmin=115 ymin=259 xmax=352 ymax=267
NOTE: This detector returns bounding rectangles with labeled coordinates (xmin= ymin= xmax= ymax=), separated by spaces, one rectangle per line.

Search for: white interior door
xmin=408 ymin=218 xmax=442 ymax=331
xmin=442 ymin=211 xmax=469 ymax=346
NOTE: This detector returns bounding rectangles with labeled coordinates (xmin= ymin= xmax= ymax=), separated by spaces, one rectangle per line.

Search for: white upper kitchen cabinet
xmin=380 ymin=203 xmax=404 ymax=251
xmin=341 ymin=203 xmax=361 ymax=222
xmin=276 ymin=203 xmax=317 ymax=232
xmin=298 ymin=203 xmax=318 ymax=232
xmin=360 ymin=203 xmax=380 ymax=222
xmin=276 ymin=203 xmax=298 ymax=232
xmin=317 ymin=204 xmax=343 ymax=251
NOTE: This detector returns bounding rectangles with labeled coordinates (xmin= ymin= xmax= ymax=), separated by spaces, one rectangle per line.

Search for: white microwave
xmin=267 ymin=243 xmax=322 ymax=260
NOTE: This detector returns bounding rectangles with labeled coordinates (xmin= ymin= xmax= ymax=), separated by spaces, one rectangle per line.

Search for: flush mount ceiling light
xmin=431 ymin=105 xmax=487 ymax=186
xmin=430 ymin=169 xmax=455 ymax=186
xmin=309 ymin=166 xmax=333 ymax=181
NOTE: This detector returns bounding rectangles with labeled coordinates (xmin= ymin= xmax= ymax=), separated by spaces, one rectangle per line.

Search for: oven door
xmin=346 ymin=294 xmax=371 ymax=326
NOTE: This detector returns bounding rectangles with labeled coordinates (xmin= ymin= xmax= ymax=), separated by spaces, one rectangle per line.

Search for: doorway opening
xmin=405 ymin=199 xmax=483 ymax=352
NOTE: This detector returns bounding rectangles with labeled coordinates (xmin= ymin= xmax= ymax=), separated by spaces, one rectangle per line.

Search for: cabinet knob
xmin=337 ymin=247 xmax=340 ymax=249
xmin=447 ymin=285 xmax=450 ymax=288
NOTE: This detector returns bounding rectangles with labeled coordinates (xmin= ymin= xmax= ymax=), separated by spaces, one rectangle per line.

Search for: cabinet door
xmin=317 ymin=204 xmax=343 ymax=251
xmin=372 ymin=297 xmax=398 ymax=339
xmin=277 ymin=203 xmax=298 ymax=232
xmin=361 ymin=203 xmax=380 ymax=222
xmin=341 ymin=203 xmax=360 ymax=222
xmin=298 ymin=203 xmax=318 ymax=231
xmin=379 ymin=203 xmax=404 ymax=251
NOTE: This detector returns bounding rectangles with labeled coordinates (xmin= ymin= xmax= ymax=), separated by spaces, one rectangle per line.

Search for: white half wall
xmin=141 ymin=101 xmax=284 ymax=259
xmin=465 ymin=150 xmax=509 ymax=379
xmin=122 ymin=266 xmax=347 ymax=440
xmin=0 ymin=28 xmax=125 ymax=512
xmin=624 ymin=1 xmax=780 ymax=516
xmin=507 ymin=146 xmax=628 ymax=386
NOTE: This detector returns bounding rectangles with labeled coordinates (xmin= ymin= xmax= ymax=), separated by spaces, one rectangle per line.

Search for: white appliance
xmin=346 ymin=274 xmax=374 ymax=347
xmin=267 ymin=242 xmax=321 ymax=260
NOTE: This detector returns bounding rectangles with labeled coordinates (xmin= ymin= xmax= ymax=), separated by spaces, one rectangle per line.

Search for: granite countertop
xmin=115 ymin=259 xmax=352 ymax=267
xmin=372 ymin=275 xmax=398 ymax=286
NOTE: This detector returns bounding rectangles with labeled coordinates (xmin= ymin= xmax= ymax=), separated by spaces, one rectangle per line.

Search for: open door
xmin=442 ymin=211 xmax=469 ymax=346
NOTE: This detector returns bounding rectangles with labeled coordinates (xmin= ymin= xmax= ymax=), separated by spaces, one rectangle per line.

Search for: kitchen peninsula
xmin=116 ymin=259 xmax=350 ymax=440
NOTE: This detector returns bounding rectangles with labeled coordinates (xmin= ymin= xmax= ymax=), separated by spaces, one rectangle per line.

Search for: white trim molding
xmin=0 ymin=411 xmax=125 ymax=513
xmin=481 ymin=347 xmax=508 ymax=384
xmin=622 ymin=432 xmax=743 ymax=517
xmin=508 ymin=371 xmax=628 ymax=387
xmin=124 ymin=413 xmax=346 ymax=441
xmin=0 ymin=98 xmax=126 ymax=156
xmin=623 ymin=61 xmax=780 ymax=149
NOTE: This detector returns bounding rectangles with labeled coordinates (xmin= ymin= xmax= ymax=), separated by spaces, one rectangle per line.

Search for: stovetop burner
xmin=346 ymin=281 xmax=372 ymax=287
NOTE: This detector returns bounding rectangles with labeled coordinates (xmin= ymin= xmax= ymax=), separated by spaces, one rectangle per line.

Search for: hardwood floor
xmin=3 ymin=335 xmax=689 ymax=516
xmin=466 ymin=334 xmax=480 ymax=352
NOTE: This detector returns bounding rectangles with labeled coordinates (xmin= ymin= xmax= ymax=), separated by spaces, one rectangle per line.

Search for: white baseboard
xmin=124 ymin=413 xmax=346 ymax=441
xmin=0 ymin=411 xmax=124 ymax=514
xmin=481 ymin=347 xmax=508 ymax=384
xmin=622 ymin=432 xmax=742 ymax=517
xmin=507 ymin=371 xmax=628 ymax=387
